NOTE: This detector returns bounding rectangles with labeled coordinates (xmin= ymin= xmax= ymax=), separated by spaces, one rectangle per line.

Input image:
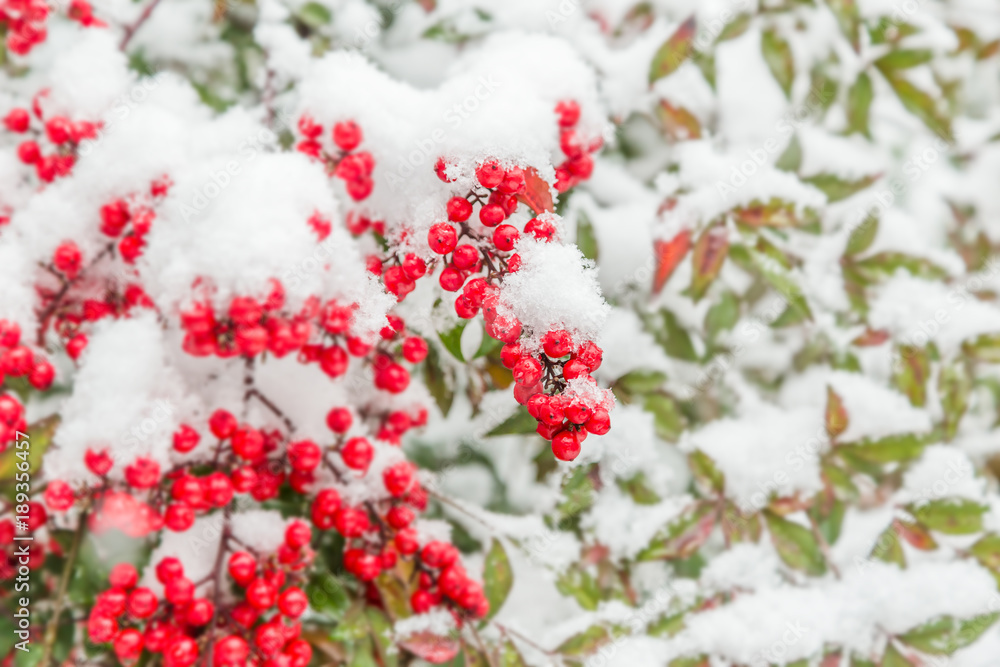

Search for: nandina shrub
xmin=2 ymin=1 xmax=1000 ymax=667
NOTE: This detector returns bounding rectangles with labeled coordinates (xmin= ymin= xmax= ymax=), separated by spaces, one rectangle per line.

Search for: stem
xmin=119 ymin=0 xmax=165 ymax=50
xmin=201 ymin=511 xmax=232 ymax=665
xmin=40 ymin=505 xmax=91 ymax=666
xmin=808 ymin=513 xmax=841 ymax=579
xmin=469 ymin=623 xmax=498 ymax=667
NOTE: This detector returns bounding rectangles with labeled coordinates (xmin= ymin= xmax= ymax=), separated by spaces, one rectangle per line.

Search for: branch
xmin=40 ymin=503 xmax=91 ymax=666
xmin=119 ymin=0 xmax=165 ymax=50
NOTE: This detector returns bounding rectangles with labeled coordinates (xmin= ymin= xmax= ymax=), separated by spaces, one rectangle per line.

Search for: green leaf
xmin=557 ymin=625 xmax=611 ymax=655
xmin=875 ymin=49 xmax=933 ymax=71
xmin=908 ymin=498 xmax=987 ymax=535
xmin=764 ymin=511 xmax=827 ymax=576
xmin=893 ymin=345 xmax=930 ymax=407
xmin=614 ymin=370 xmax=667 ymax=396
xmin=970 ymin=534 xmax=1000 ymax=571
xmin=803 ymin=173 xmax=879 ymax=203
xmin=845 ymin=214 xmax=878 ymax=255
xmin=704 ymin=291 xmax=739 ymax=338
xmin=439 ymin=323 xmax=467 ymax=362
xmin=297 ymin=1 xmax=332 ymax=28
xmin=482 ymin=539 xmax=513 ymax=621
xmin=963 ymin=334 xmax=1000 ymax=363
xmin=501 ymin=640 xmax=529 ymax=666
xmin=649 ymin=16 xmax=697 ymax=84
xmin=939 ymin=363 xmax=971 ymax=441
xmin=638 ymin=502 xmax=715 ymax=561
xmin=424 ymin=344 xmax=455 ymax=416
xmin=0 ymin=415 xmax=58 ymax=486
xmin=881 ymin=72 xmax=953 ymax=142
xmin=657 ymin=309 xmax=698 ymax=361
xmin=576 ymin=211 xmax=599 ymax=261
xmin=644 ymin=393 xmax=686 ymax=442
xmin=618 ymin=473 xmax=661 ymax=505
xmin=556 ymin=565 xmax=602 ymax=611
xmin=826 ymin=0 xmax=861 ymax=50
xmin=870 ymin=524 xmax=905 ymax=566
xmin=838 ymin=433 xmax=927 ymax=464
xmin=307 ymin=572 xmax=351 ymax=618
xmin=717 ymin=13 xmax=752 ymax=43
xmin=689 ymin=450 xmax=724 ymax=494
xmin=486 ymin=406 xmax=538 ymax=437
xmin=762 ymin=29 xmax=795 ymax=97
xmin=366 ymin=608 xmax=399 ymax=667
xmin=846 ymin=72 xmax=874 ymax=136
xmin=899 ymin=613 xmax=1000 ymax=655
xmin=776 ymin=134 xmax=802 ymax=172
xmin=734 ymin=246 xmax=812 ymax=320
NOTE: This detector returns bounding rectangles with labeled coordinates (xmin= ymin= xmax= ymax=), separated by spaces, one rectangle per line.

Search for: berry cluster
xmin=0 ymin=0 xmax=100 ymax=55
xmin=296 ymin=117 xmax=374 ymax=201
xmin=552 ymin=100 xmax=602 ymax=193
xmin=508 ymin=331 xmax=611 ymax=461
xmin=3 ymin=102 xmax=99 ymax=182
xmin=97 ymin=181 xmax=170 ymax=263
xmin=0 ymin=319 xmax=53 ymax=448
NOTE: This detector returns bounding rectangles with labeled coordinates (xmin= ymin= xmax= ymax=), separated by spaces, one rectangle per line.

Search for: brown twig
xmin=119 ymin=0 xmax=165 ymax=50
xmin=40 ymin=502 xmax=91 ymax=666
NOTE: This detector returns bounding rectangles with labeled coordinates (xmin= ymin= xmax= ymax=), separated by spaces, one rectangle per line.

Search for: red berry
xmin=542 ymin=329 xmax=573 ymax=358
xmin=326 ymin=407 xmax=352 ymax=433
xmin=479 ymin=203 xmax=505 ymax=227
xmin=173 ymin=424 xmax=201 ymax=453
xmin=576 ymin=341 xmax=603 ymax=370
xmin=0 ymin=320 xmax=21 ymax=347
xmin=455 ymin=294 xmax=478 ymax=319
xmin=285 ymin=520 xmax=312 ymax=549
xmin=383 ymin=462 xmax=415 ymax=497
xmin=297 ymin=115 xmax=322 ymax=138
xmin=434 ymin=157 xmax=453 ymax=182
xmin=66 ymin=334 xmax=88 ymax=360
xmin=500 ymin=342 xmax=523 ymax=369
xmin=375 ymin=362 xmax=411 ymax=393
xmin=3 ymin=108 xmax=30 ymax=133
xmin=165 ymin=503 xmax=195 ymax=532
xmin=402 ymin=336 xmax=428 ymax=363
xmin=585 ymin=408 xmax=611 ymax=435
xmin=334 ymin=506 xmax=370 ymax=537
xmin=109 ymin=562 xmax=138 ymax=589
xmin=411 ymin=589 xmax=437 ymax=613
xmin=53 ymin=241 xmax=82 ymax=279
xmin=476 ymin=160 xmax=505 ymax=189
xmin=127 ymin=587 xmax=158 ymax=619
xmin=421 ymin=541 xmax=458 ymax=569
xmin=165 ymin=577 xmax=194 ymax=605
xmin=496 ymin=166 xmax=525 ymax=195
xmin=278 ymin=586 xmax=308 ymax=617
xmin=185 ymin=598 xmax=215 ymax=625
xmin=452 ymin=244 xmax=478 ymax=270
xmin=552 ymin=430 xmax=581 ymax=461
xmin=439 ymin=266 xmax=465 ymax=292
xmin=386 ymin=505 xmax=414 ymax=529
xmin=402 ymin=253 xmax=427 ymax=279
xmin=524 ymin=216 xmax=557 ymax=242
xmin=214 ymin=635 xmax=250 ymax=666
xmin=341 ymin=437 xmax=373 ymax=472
xmin=114 ymin=628 xmax=144 ymax=661
xmin=395 ymin=528 xmax=419 ymax=555
xmin=228 ymin=551 xmax=257 ymax=585
xmin=447 ymin=196 xmax=473 ymax=222
xmin=428 ymin=223 xmax=458 ymax=254
xmin=17 ymin=140 xmax=40 ymax=164
xmin=163 ymin=636 xmax=198 ymax=667
xmin=209 ymin=409 xmax=238 ymax=439
xmin=513 ymin=357 xmax=543 ymax=386
xmin=28 ymin=359 xmax=55 ymax=390
xmin=88 ymin=614 xmax=117 ymax=643
xmin=492 ymin=224 xmax=519 ymax=252
xmin=204 ymin=472 xmax=234 ymax=507
xmin=246 ymin=578 xmax=278 ymax=609
xmin=555 ymin=100 xmax=581 ymax=127
xmin=288 ymin=439 xmax=321 ymax=472
xmin=44 ymin=480 xmax=74 ymax=511
xmin=84 ymin=448 xmax=113 ymax=476
xmin=563 ymin=358 xmax=589 ymax=380
xmin=565 ymin=402 xmax=593 ymax=425
xmin=125 ymin=456 xmax=161 ymax=489
xmin=333 ymin=120 xmax=363 ymax=151
xmin=231 ymin=426 xmax=264 ymax=460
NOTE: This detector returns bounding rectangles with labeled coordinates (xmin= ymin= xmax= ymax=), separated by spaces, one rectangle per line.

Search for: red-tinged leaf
xmin=416 ymin=0 xmax=436 ymax=10
xmin=821 ymin=653 xmax=843 ymax=667
xmin=399 ymin=633 xmax=461 ymax=664
xmin=655 ymin=101 xmax=701 ymax=141
xmin=653 ymin=230 xmax=691 ymax=294
xmin=517 ymin=167 xmax=554 ymax=214
xmin=853 ymin=328 xmax=890 ymax=346
xmin=689 ymin=225 xmax=729 ymax=301
xmin=893 ymin=519 xmax=938 ymax=551
xmin=638 ymin=502 xmax=715 ymax=560
xmin=825 ymin=385 xmax=849 ymax=440
xmin=649 ymin=16 xmax=697 ymax=84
